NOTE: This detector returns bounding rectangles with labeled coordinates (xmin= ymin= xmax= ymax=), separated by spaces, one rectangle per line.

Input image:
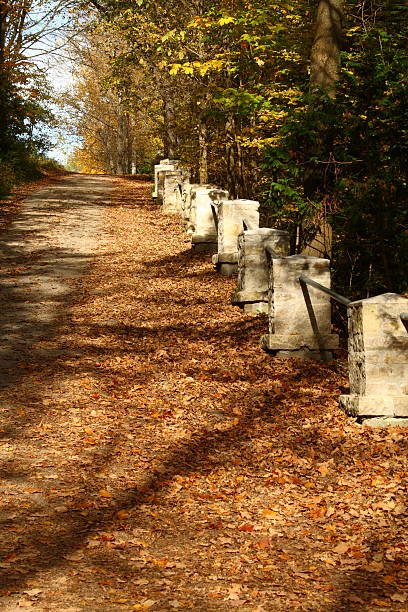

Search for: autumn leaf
xmin=333 ymin=542 xmax=349 ymax=554
xmin=261 ymin=509 xmax=280 ymax=517
xmin=132 ymin=600 xmax=156 ymax=610
xmin=238 ymin=524 xmax=254 ymax=532
xmin=370 ymin=599 xmax=391 ymax=607
xmin=116 ymin=510 xmax=130 ymax=520
xmin=99 ymin=490 xmax=112 ymax=498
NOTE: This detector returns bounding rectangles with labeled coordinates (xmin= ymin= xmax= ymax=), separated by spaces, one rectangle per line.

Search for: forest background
xmin=0 ymin=0 xmax=407 ymax=304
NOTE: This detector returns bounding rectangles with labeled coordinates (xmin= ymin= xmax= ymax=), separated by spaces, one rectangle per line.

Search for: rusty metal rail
xmin=297 ymin=275 xmax=351 ymax=364
xmin=299 ymin=275 xmax=351 ymax=306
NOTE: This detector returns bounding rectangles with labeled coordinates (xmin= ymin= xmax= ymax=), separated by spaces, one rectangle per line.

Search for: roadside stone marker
xmin=261 ymin=255 xmax=339 ymax=360
xmin=339 ymin=293 xmax=408 ymax=419
xmin=212 ymin=199 xmax=260 ymax=276
xmin=161 ymin=168 xmax=190 ymax=214
xmin=233 ymin=228 xmax=290 ymax=313
xmin=190 ymin=187 xmax=229 ymax=252
xmin=182 ymin=182 xmax=199 ymax=231
xmin=153 ymin=159 xmax=180 ymax=203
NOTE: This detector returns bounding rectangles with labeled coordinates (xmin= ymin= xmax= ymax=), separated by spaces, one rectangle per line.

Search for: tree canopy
xmin=1 ymin=0 xmax=407 ymax=298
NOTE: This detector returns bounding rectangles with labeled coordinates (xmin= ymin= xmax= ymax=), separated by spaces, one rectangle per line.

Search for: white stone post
xmin=190 ymin=187 xmax=229 ymax=252
xmin=211 ymin=199 xmax=260 ymax=276
xmin=261 ymin=255 xmax=339 ymax=360
xmin=233 ymin=228 xmax=290 ymax=313
xmin=339 ymin=293 xmax=408 ymax=421
xmin=153 ymin=159 xmax=180 ymax=203
xmin=161 ymin=168 xmax=189 ymax=214
xmin=182 ymin=182 xmax=198 ymax=227
xmin=186 ymin=184 xmax=213 ymax=234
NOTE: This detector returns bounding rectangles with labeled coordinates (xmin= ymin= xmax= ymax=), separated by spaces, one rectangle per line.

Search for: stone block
xmin=190 ymin=187 xmax=229 ymax=251
xmin=233 ymin=228 xmax=289 ymax=313
xmin=182 ymin=183 xmax=200 ymax=227
xmin=340 ymin=293 xmax=408 ymax=418
xmin=361 ymin=417 xmax=408 ymax=428
xmin=161 ymin=168 xmax=190 ymax=214
xmin=153 ymin=159 xmax=179 ymax=200
xmin=212 ymin=199 xmax=260 ymax=276
xmin=262 ymin=255 xmax=338 ymax=361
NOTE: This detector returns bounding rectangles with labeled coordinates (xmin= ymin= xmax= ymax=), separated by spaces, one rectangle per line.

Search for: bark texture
xmin=310 ymin=0 xmax=344 ymax=98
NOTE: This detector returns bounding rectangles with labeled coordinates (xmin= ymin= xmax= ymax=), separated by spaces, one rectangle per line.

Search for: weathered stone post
xmin=339 ymin=293 xmax=408 ymax=422
xmin=153 ymin=159 xmax=180 ymax=203
xmin=232 ymin=228 xmax=290 ymax=313
xmin=187 ymin=184 xmax=214 ymax=234
xmin=190 ymin=187 xmax=229 ymax=252
xmin=182 ymin=182 xmax=198 ymax=228
xmin=161 ymin=168 xmax=190 ymax=214
xmin=211 ymin=199 xmax=260 ymax=276
xmin=261 ymin=255 xmax=339 ymax=360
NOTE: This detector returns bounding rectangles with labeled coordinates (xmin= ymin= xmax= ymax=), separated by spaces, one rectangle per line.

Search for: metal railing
xmin=298 ymin=278 xmax=408 ymax=362
xmin=298 ymin=275 xmax=351 ymax=363
xmin=299 ymin=275 xmax=351 ymax=306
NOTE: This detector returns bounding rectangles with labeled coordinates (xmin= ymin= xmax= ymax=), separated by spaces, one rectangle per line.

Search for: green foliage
xmin=81 ymin=0 xmax=407 ymax=299
xmin=261 ymin=0 xmax=408 ymax=298
xmin=0 ymin=64 xmax=54 ymax=196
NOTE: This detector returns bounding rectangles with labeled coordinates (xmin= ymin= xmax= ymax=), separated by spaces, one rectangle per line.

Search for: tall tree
xmin=310 ymin=0 xmax=344 ymax=97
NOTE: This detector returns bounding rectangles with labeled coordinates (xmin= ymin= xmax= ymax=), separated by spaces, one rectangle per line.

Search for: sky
xmin=25 ymin=2 xmax=83 ymax=165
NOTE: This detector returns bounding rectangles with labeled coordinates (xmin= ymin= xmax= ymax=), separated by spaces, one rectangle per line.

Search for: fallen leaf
xmin=333 ymin=542 xmax=349 ymax=554
xmin=390 ymin=593 xmax=408 ymax=603
xmin=116 ymin=510 xmax=130 ymax=520
xmin=64 ymin=552 xmax=84 ymax=562
xmin=348 ymin=595 xmax=364 ymax=604
xmin=238 ymin=524 xmax=254 ymax=532
xmin=255 ymin=536 xmax=271 ymax=550
xmin=23 ymin=589 xmax=42 ymax=597
xmin=371 ymin=599 xmax=391 ymax=607
xmin=365 ymin=561 xmax=384 ymax=573
xmin=99 ymin=489 xmax=112 ymax=498
xmin=261 ymin=509 xmax=279 ymax=517
xmin=318 ymin=463 xmax=330 ymax=476
xmin=132 ymin=600 xmax=156 ymax=610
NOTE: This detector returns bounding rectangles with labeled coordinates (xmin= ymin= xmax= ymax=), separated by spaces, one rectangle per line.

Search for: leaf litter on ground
xmin=0 ymin=176 xmax=407 ymax=611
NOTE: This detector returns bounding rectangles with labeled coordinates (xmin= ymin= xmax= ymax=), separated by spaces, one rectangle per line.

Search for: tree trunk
xmin=310 ymin=0 xmax=344 ymax=98
xmin=117 ymin=103 xmax=126 ymax=175
xmin=163 ymin=98 xmax=178 ymax=159
xmin=302 ymin=0 xmax=344 ymax=256
xmin=198 ymin=118 xmax=208 ymax=183
xmin=225 ymin=115 xmax=237 ymax=199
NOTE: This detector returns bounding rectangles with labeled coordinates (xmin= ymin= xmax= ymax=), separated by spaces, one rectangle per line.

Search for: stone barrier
xmin=153 ymin=159 xmax=180 ymax=201
xmin=161 ymin=168 xmax=190 ymax=214
xmin=182 ymin=182 xmax=200 ymax=230
xmin=211 ymin=199 xmax=260 ymax=276
xmin=232 ymin=228 xmax=290 ymax=313
xmin=261 ymin=255 xmax=339 ymax=360
xmin=185 ymin=184 xmax=215 ymax=234
xmin=339 ymin=293 xmax=408 ymax=420
xmin=190 ymin=187 xmax=229 ymax=252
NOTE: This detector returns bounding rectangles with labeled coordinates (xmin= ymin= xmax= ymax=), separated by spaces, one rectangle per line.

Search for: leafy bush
xmin=261 ymin=2 xmax=408 ymax=300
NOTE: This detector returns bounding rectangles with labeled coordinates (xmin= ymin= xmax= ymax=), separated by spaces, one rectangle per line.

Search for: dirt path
xmin=0 ymin=176 xmax=406 ymax=611
xmin=0 ymin=174 xmax=113 ymax=386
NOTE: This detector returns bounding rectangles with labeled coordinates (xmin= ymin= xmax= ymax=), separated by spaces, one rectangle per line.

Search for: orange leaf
xmin=117 ymin=510 xmax=130 ymax=520
xmin=255 ymin=536 xmax=271 ymax=550
xmin=239 ymin=524 xmax=254 ymax=532
xmin=370 ymin=599 xmax=391 ymax=607
xmin=99 ymin=490 xmax=112 ymax=498
xmin=262 ymin=509 xmax=279 ymax=517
